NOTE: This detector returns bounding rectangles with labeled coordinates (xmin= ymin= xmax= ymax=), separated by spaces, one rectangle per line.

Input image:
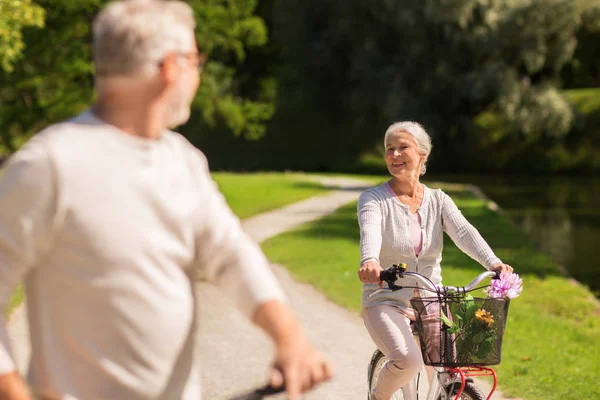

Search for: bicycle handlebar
xmin=228 ymin=384 xmax=284 ymax=400
xmin=367 ymin=263 xmax=499 ymax=299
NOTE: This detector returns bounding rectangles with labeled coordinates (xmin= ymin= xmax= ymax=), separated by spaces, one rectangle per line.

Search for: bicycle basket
xmin=410 ymin=296 xmax=510 ymax=367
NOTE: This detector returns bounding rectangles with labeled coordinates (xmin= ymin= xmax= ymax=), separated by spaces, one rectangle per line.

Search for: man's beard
xmin=167 ymin=101 xmax=191 ymax=129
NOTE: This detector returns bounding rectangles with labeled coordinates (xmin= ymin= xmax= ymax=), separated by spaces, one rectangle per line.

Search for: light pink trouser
xmin=363 ymin=304 xmax=423 ymax=400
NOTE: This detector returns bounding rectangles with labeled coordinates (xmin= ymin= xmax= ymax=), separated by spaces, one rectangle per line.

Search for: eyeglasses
xmin=159 ymin=51 xmax=208 ymax=73
xmin=176 ymin=51 xmax=208 ymax=73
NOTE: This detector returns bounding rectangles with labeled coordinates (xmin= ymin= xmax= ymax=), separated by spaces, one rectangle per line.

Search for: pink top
xmin=408 ymin=211 xmax=423 ymax=256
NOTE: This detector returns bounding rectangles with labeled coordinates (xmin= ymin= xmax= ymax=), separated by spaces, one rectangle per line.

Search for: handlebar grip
xmin=380 ymin=268 xmax=397 ymax=282
xmin=257 ymin=385 xmax=285 ymax=396
xmin=229 ymin=384 xmax=284 ymax=400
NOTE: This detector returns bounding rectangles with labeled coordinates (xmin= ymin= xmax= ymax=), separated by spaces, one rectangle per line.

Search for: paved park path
xmin=7 ymin=176 xmax=519 ymax=400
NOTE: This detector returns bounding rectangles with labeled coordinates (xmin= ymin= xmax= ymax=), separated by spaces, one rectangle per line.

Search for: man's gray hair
xmin=384 ymin=121 xmax=433 ymax=175
xmin=93 ymin=0 xmax=196 ymax=77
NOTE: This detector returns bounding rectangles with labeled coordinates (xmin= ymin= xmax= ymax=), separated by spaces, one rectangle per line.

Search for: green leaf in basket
xmin=475 ymin=336 xmax=494 ymax=359
xmin=448 ymin=325 xmax=462 ymax=335
xmin=439 ymin=311 xmax=455 ymax=328
xmin=464 ymin=296 xmax=478 ymax=322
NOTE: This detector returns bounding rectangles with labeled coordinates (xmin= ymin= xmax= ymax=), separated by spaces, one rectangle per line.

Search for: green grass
xmin=306 ymin=172 xmax=388 ymax=185
xmin=261 ymin=182 xmax=600 ymax=400
xmin=211 ymin=172 xmax=331 ymax=219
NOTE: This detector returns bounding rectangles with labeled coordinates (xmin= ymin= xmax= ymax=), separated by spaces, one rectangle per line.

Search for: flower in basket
xmin=437 ymin=272 xmax=522 ymax=364
xmin=484 ymin=272 xmax=523 ymax=299
xmin=474 ymin=309 xmax=494 ymax=327
xmin=439 ymin=295 xmax=500 ymax=363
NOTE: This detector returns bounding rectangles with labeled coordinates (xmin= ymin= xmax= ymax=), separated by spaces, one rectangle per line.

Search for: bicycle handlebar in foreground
xmin=229 ymin=384 xmax=284 ymax=400
xmin=368 ymin=263 xmax=499 ymax=299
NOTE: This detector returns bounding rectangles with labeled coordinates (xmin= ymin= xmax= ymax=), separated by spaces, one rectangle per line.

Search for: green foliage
xmin=473 ymin=88 xmax=600 ymax=172
xmin=563 ymin=89 xmax=600 ymax=170
xmin=187 ymin=0 xmax=275 ymax=141
xmin=192 ymin=0 xmax=267 ymax=60
xmin=262 ymin=0 xmax=600 ymax=172
xmin=3 ymin=0 xmax=600 ymax=174
xmin=0 ymin=0 xmax=99 ymax=152
xmin=0 ymin=0 xmax=275 ymax=153
xmin=561 ymin=4 xmax=600 ymax=88
xmin=0 ymin=0 xmax=45 ymax=72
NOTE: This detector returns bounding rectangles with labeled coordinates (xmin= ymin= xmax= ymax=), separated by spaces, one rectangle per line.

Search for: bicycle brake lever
xmin=388 ymin=282 xmax=404 ymax=290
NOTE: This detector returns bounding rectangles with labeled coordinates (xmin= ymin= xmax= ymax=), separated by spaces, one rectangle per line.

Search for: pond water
xmin=437 ymin=174 xmax=599 ymax=295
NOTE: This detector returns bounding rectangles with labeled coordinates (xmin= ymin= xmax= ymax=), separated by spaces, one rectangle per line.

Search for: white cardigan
xmin=358 ymin=182 xmax=501 ymax=308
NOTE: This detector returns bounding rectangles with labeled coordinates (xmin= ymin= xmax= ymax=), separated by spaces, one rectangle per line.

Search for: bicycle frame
xmin=417 ymin=365 xmax=497 ymax=400
xmin=447 ymin=366 xmax=497 ymax=399
xmin=369 ymin=264 xmax=501 ymax=400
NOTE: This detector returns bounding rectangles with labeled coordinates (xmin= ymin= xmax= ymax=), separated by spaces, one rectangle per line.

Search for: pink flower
xmin=484 ymin=272 xmax=523 ymax=299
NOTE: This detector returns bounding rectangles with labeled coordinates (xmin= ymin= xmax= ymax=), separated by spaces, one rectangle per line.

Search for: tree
xmin=183 ymin=0 xmax=276 ymax=143
xmin=0 ymin=0 xmax=45 ymax=72
xmin=0 ymin=0 xmax=98 ymax=152
xmin=264 ymin=0 xmax=600 ymax=172
xmin=0 ymin=0 xmax=275 ymax=152
xmin=561 ymin=4 xmax=600 ymax=88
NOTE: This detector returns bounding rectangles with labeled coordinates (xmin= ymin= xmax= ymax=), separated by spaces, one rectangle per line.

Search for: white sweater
xmin=0 ymin=110 xmax=286 ymax=399
xmin=358 ymin=182 xmax=501 ymax=308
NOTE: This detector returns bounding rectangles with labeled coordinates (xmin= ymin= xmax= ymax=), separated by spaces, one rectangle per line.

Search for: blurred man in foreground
xmin=0 ymin=1 xmax=332 ymax=399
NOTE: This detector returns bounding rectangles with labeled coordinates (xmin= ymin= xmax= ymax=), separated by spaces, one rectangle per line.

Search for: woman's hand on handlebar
xmin=489 ymin=262 xmax=513 ymax=274
xmin=358 ymin=261 xmax=384 ymax=287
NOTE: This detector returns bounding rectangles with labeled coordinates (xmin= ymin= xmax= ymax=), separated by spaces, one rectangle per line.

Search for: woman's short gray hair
xmin=384 ymin=121 xmax=433 ymax=175
xmin=93 ymin=0 xmax=196 ymax=77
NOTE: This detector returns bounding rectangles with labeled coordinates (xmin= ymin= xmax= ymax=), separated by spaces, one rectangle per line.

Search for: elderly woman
xmin=358 ymin=121 xmax=513 ymax=400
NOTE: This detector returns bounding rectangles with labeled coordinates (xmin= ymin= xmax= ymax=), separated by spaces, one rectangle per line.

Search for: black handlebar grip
xmin=229 ymin=384 xmax=284 ymax=400
xmin=380 ymin=268 xmax=396 ymax=282
xmin=257 ymin=385 xmax=285 ymax=396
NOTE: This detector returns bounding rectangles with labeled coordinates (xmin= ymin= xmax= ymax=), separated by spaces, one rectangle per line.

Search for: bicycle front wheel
xmin=438 ymin=381 xmax=486 ymax=400
xmin=367 ymin=349 xmax=422 ymax=400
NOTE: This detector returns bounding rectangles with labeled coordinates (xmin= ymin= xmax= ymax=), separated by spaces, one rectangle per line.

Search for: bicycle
xmin=367 ymin=263 xmax=510 ymax=400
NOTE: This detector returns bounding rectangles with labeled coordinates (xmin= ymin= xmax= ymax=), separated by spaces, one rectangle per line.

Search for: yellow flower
xmin=475 ymin=308 xmax=494 ymax=327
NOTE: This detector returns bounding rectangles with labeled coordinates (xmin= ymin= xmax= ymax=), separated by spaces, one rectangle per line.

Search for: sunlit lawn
xmin=261 ymin=181 xmax=600 ymax=400
xmin=212 ymin=172 xmax=331 ymax=219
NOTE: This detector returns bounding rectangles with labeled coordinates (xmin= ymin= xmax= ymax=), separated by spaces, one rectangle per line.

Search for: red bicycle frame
xmin=444 ymin=366 xmax=497 ymax=400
